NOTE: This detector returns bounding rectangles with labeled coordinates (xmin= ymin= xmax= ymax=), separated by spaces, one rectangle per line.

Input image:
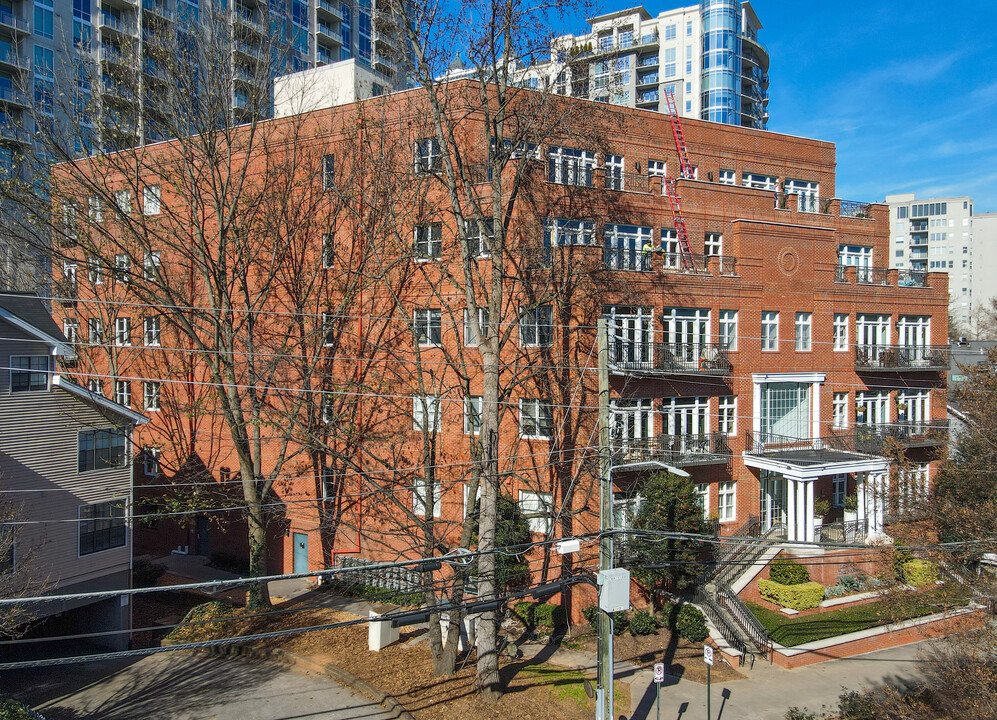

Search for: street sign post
xmin=653 ymin=663 xmax=665 ymax=720
xmin=703 ymin=645 xmax=713 ymax=720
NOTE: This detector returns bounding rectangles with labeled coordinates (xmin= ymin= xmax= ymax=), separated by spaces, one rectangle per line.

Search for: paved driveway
xmin=1 ymin=651 xmax=398 ymax=720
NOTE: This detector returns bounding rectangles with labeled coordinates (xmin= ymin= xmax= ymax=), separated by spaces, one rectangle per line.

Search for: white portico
xmin=744 ymin=372 xmax=891 ymax=544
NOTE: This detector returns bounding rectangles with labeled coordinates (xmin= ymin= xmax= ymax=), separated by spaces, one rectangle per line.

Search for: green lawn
xmin=747 ymin=583 xmax=972 ymax=647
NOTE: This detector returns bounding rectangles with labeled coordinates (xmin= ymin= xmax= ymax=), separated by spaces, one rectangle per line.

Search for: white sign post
xmin=653 ymin=662 xmax=665 ymax=720
xmin=704 ymin=645 xmax=714 ymax=720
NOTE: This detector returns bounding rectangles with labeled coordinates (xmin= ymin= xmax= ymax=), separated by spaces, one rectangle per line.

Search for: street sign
xmin=703 ymin=645 xmax=714 ymax=666
xmin=653 ymin=663 xmax=665 ymax=683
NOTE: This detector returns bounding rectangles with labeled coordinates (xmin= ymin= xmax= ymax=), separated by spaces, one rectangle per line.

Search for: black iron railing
xmin=607 ymin=341 xmax=731 ymax=375
xmin=898 ymin=269 xmax=928 ymax=287
xmin=817 ymin=518 xmax=868 ymax=544
xmin=603 ymin=170 xmax=652 ymax=194
xmin=840 ymin=200 xmax=874 ymax=218
xmin=745 ymin=431 xmax=869 ymax=462
xmin=612 ymin=433 xmax=732 ymax=468
xmin=716 ymin=581 xmax=771 ymax=655
xmin=854 ymin=344 xmax=949 ymax=370
xmin=691 ymin=586 xmax=749 ymax=661
xmin=851 ymin=421 xmax=950 ymax=452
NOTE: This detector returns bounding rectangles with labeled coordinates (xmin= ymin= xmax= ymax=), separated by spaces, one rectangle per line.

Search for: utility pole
xmin=596 ymin=318 xmax=613 ymax=720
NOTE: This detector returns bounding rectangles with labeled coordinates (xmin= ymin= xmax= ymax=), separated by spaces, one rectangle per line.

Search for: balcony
xmin=0 ymin=85 xmax=28 ymax=108
xmin=316 ymin=22 xmax=344 ymax=45
xmin=316 ymin=0 xmax=343 ymax=21
xmin=233 ymin=8 xmax=264 ymax=34
xmin=0 ymin=120 xmax=31 ymax=145
xmin=235 ymin=39 xmax=264 ymax=60
xmin=848 ymin=421 xmax=950 ymax=453
xmin=0 ymin=45 xmax=27 ymax=72
xmin=0 ymin=10 xmax=30 ymax=35
xmin=854 ymin=344 xmax=948 ymax=372
xmin=607 ymin=341 xmax=731 ymax=377
xmin=99 ymin=13 xmax=138 ymax=36
xmin=612 ymin=433 xmax=732 ymax=469
xmin=142 ymin=0 xmax=173 ymax=20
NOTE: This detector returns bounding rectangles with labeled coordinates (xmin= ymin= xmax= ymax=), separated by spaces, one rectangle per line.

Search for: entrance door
xmin=761 ymin=472 xmax=787 ymax=531
xmin=292 ymin=533 xmax=309 ymax=574
xmin=194 ymin=516 xmax=210 ymax=556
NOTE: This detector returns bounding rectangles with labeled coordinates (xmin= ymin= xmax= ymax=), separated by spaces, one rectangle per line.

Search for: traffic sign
xmin=703 ymin=645 xmax=714 ymax=666
xmin=653 ymin=663 xmax=665 ymax=683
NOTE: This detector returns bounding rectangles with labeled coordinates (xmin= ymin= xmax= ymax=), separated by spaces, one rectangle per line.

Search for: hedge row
xmin=758 ymin=579 xmax=826 ymax=610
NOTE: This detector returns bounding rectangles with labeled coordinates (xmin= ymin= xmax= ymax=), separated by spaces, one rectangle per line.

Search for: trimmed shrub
xmin=769 ymin=557 xmax=810 ymax=585
xmin=581 ymin=604 xmax=627 ymax=635
xmin=629 ymin=610 xmax=658 ymax=636
xmin=675 ymin=605 xmax=708 ymax=641
xmin=785 ymin=708 xmax=821 ymax=720
xmin=901 ymin=559 xmax=939 ymax=587
xmin=533 ymin=603 xmax=565 ymax=630
xmin=758 ymin=579 xmax=826 ymax=610
xmin=513 ymin=601 xmax=535 ymax=626
xmin=612 ymin=611 xmax=629 ymax=635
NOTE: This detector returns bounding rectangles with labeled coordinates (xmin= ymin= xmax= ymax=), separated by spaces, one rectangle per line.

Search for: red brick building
xmin=51 ymin=81 xmax=948 ymax=598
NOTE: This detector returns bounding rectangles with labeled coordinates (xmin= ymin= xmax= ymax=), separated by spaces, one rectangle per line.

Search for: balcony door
xmin=663 ymin=308 xmax=709 ymax=366
xmin=611 ymin=399 xmax=653 ymax=462
xmin=760 ymin=471 xmax=787 ymax=531
xmin=856 ymin=314 xmax=890 ymax=362
xmin=897 ymin=315 xmax=929 ymax=365
xmin=662 ymin=396 xmax=709 ymax=455
xmin=605 ymin=306 xmax=653 ymax=366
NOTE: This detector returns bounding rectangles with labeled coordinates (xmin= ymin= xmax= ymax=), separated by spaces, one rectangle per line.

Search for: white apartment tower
xmin=886 ymin=193 xmax=979 ymax=332
xmin=523 ymin=1 xmax=769 ymax=129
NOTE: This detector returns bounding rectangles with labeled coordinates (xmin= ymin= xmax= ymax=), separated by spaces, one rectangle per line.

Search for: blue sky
xmin=555 ymin=0 xmax=997 ymax=211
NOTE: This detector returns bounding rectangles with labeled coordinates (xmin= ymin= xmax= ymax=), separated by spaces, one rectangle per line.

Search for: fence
xmin=606 ymin=341 xmax=731 ymax=375
xmin=336 ymin=556 xmax=422 ymax=591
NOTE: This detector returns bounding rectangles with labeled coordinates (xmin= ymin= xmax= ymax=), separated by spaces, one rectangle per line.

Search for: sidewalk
xmin=623 ymin=640 xmax=929 ymax=720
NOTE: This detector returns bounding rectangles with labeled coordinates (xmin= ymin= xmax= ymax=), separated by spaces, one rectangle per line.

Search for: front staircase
xmin=692 ymin=515 xmax=780 ymax=664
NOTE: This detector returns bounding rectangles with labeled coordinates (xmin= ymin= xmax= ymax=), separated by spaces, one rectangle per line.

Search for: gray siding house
xmin=0 ymin=292 xmax=147 ymax=651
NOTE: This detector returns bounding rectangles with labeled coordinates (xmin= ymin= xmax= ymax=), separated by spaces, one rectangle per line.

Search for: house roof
xmin=52 ymin=375 xmax=149 ymax=426
xmin=0 ymin=291 xmax=74 ymax=357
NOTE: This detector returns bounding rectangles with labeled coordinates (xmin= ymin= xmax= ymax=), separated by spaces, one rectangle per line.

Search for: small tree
xmin=627 ymin=471 xmax=705 ymax=597
xmin=470 ymin=494 xmax=532 ymax=594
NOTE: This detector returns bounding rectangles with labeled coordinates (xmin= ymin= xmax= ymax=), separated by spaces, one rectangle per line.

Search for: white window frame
xmin=114 ymin=380 xmax=131 ymax=408
xmin=718 ymin=481 xmax=736 ymax=522
xmin=144 ymin=446 xmax=161 ymax=476
xmin=413 ymin=308 xmax=442 ymax=347
xmin=856 ymin=391 xmax=889 ymax=425
xmin=762 ymin=311 xmax=779 ymax=351
xmin=322 ymin=154 xmax=335 ymax=189
xmin=464 ymin=218 xmax=494 ymax=258
xmin=414 ymin=138 xmax=442 ymax=174
xmin=718 ymin=396 xmax=736 ymax=436
xmin=544 ymin=218 xmax=596 ymax=247
xmin=719 ymin=310 xmax=737 ymax=351
xmin=87 ymin=256 xmax=103 ymax=285
xmin=897 ymin=389 xmax=930 ymax=424
xmin=321 ymin=233 xmax=335 ymax=268
xmin=114 ymin=254 xmax=130 ymax=282
xmin=322 ymin=312 xmax=335 ymax=347
xmin=547 ymin=146 xmax=595 ymax=187
xmin=414 ymin=223 xmax=442 ymax=261
xmin=704 ymin=232 xmax=722 ymax=257
xmin=519 ymin=398 xmax=553 ymax=439
xmin=604 ymin=224 xmax=654 ymax=272
xmin=519 ymin=305 xmax=553 ymax=347
xmin=63 ymin=261 xmax=77 ymax=290
xmin=412 ymin=395 xmax=441 ymax=433
xmin=114 ymin=317 xmax=131 ymax=346
xmin=661 ymin=228 xmax=681 ymax=269
xmin=63 ymin=318 xmax=79 ymax=343
xmin=464 ymin=395 xmax=482 ymax=435
xmin=114 ymin=188 xmax=131 ymax=213
xmin=795 ymin=312 xmax=812 ymax=352
xmin=695 ymin=483 xmax=710 ymax=519
xmin=142 ymin=184 xmax=161 ymax=215
xmin=143 ymin=316 xmax=161 ymax=346
xmin=519 ymin=490 xmax=552 ymax=534
xmin=742 ymin=172 xmax=778 ymax=191
xmin=605 ymin=154 xmax=624 ymax=191
xmin=832 ymin=392 xmax=849 ymax=430
xmin=143 ymin=381 xmax=160 ymax=411
xmin=718 ymin=169 xmax=736 ymax=185
xmin=412 ymin=477 xmax=442 ymax=518
xmin=88 ymin=194 xmax=102 ymax=222
xmin=88 ymin=318 xmax=103 ymax=345
xmin=143 ymin=251 xmax=161 ymax=281
xmin=833 ymin=314 xmax=849 ymax=352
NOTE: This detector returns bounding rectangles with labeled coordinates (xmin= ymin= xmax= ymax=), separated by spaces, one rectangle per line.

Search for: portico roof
xmin=743 ymin=432 xmax=890 ymax=481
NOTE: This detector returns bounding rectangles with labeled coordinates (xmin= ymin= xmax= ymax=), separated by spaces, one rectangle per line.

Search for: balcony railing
xmin=854 ymin=344 xmax=948 ymax=371
xmin=607 ymin=341 xmax=731 ymax=376
xmin=612 ymin=433 xmax=732 ymax=468
xmin=603 ymin=170 xmax=652 ymax=194
xmin=849 ymin=421 xmax=950 ymax=453
xmin=744 ymin=431 xmax=870 ymax=461
xmin=817 ymin=518 xmax=868 ymax=544
xmin=839 ymin=199 xmax=874 ymax=218
xmin=897 ymin=269 xmax=927 ymax=287
xmin=0 ymin=10 xmax=30 ymax=33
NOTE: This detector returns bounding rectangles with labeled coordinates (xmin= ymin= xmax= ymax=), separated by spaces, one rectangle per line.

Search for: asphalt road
xmin=0 ymin=651 xmax=399 ymax=720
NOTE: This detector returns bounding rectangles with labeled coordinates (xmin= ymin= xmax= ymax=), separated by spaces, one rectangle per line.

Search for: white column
xmin=804 ymin=481 xmax=815 ymax=543
xmin=786 ymin=477 xmax=797 ymax=541
xmin=796 ymin=480 xmax=807 ymax=542
xmin=856 ymin=472 xmax=867 ymax=527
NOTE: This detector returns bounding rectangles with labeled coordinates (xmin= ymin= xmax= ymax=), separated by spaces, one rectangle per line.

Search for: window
xmin=661 ymin=229 xmax=681 ymax=269
xmin=543 ymin=218 xmax=595 ymax=248
xmin=412 ymin=477 xmax=442 ymax=518
xmin=414 ymin=138 xmax=442 ymax=174
xmin=322 ymin=154 xmax=335 ymax=189
xmin=547 ymin=146 xmax=595 ymax=187
xmin=856 ymin=391 xmax=889 ymax=425
xmin=647 ymin=159 xmax=666 ymax=178
xmin=1 ymin=523 xmax=13 ymax=574
xmin=88 ymin=318 xmax=103 ymax=344
xmin=605 ymin=154 xmax=624 ymax=191
xmin=414 ymin=308 xmax=442 ymax=346
xmin=520 ymin=398 xmax=553 ymax=439
xmin=114 ymin=254 xmax=130 ymax=282
xmin=604 ymin=224 xmax=654 ymax=271
xmin=743 ymin=172 xmax=778 ymax=191
xmin=63 ymin=318 xmax=80 ymax=343
xmin=663 ymin=47 xmax=676 ymax=77
xmin=795 ymin=312 xmax=812 ymax=351
xmin=114 ymin=317 xmax=131 ymax=346
xmin=785 ymin=179 xmax=819 ymax=213
xmin=661 ymin=396 xmax=709 ymax=435
xmin=718 ymin=396 xmax=736 ymax=435
xmin=464 ymin=218 xmax=494 ymax=258
xmin=704 ymin=232 xmax=722 ymax=257
xmin=144 ymin=251 xmax=161 ymax=280
xmin=718 ymin=481 xmax=736 ymax=522
xmin=832 ymin=475 xmax=847 ymax=507
xmin=718 ymin=169 xmax=736 ymax=185
xmin=412 ymin=395 xmax=440 ymax=432
xmin=833 ymin=392 xmax=849 ymax=429
xmin=897 ymin=389 xmax=930 ymax=424
xmin=115 ymin=189 xmax=131 ymax=213
xmin=320 ymin=392 xmax=337 ymax=423
xmin=464 ymin=395 xmax=482 ymax=435
xmin=143 ymin=185 xmax=161 ymax=215
xmin=664 ymin=23 xmax=676 ymax=40
xmin=86 ymin=377 xmax=102 ymax=395
xmin=10 ymin=356 xmax=49 ymax=392
xmin=833 ymin=314 xmax=849 ymax=351
xmin=62 ymin=261 xmax=78 ymax=291
xmin=856 ymin=314 xmax=890 ymax=361
xmin=143 ymin=316 xmax=161 ymax=346
xmin=88 ymin=195 xmax=102 ymax=222
xmin=87 ymin=257 xmax=103 ymax=285
xmin=322 ymin=312 xmax=336 ymax=347
xmin=143 ymin=381 xmax=160 ymax=411
xmin=143 ymin=446 xmax=161 ymax=476
xmin=519 ymin=490 xmax=552 ymax=534
xmin=414 ymin=223 xmax=442 ymax=260
xmin=695 ymin=483 xmax=709 ymax=519
xmin=760 ymin=382 xmax=810 ymax=440
xmin=114 ymin=380 xmax=130 ymax=408
xmin=520 ymin=305 xmax=553 ymax=347
xmin=463 ymin=307 xmax=488 ymax=347
xmin=719 ymin=310 xmax=737 ymax=351
xmin=78 ymin=429 xmax=127 ymax=472
xmin=78 ymin=500 xmax=126 ymax=555
xmin=762 ymin=311 xmax=778 ymax=351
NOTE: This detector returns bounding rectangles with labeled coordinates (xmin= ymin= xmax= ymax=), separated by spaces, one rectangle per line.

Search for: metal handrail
xmin=716 ymin=581 xmax=770 ymax=655
xmin=854 ymin=344 xmax=949 ymax=370
xmin=898 ymin=269 xmax=928 ymax=287
xmin=691 ymin=586 xmax=749 ymax=662
xmin=606 ymin=341 xmax=731 ymax=375
xmin=849 ymin=421 xmax=950 ymax=452
xmin=840 ymin=200 xmax=874 ymax=218
xmin=611 ymin=433 xmax=732 ymax=467
xmin=817 ymin=518 xmax=868 ymax=544
xmin=602 ymin=169 xmax=652 ymax=194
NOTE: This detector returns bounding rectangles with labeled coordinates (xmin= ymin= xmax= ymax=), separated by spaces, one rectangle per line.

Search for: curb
xmin=178 ymin=642 xmax=414 ymax=719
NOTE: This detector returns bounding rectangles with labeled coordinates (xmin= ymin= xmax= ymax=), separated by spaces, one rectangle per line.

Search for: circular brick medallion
xmin=779 ymin=248 xmax=799 ymax=275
